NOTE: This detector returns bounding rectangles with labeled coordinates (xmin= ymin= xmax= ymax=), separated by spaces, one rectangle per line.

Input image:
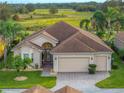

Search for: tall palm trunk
xmin=4 ymin=47 xmax=7 ymax=63
xmin=3 ymin=38 xmax=8 ymax=64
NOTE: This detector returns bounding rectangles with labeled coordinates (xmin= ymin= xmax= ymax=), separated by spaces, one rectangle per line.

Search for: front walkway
xmin=51 ymin=72 xmax=124 ymax=93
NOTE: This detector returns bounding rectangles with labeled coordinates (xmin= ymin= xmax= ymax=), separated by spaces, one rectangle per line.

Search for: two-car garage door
xmin=58 ymin=57 xmax=90 ymax=72
xmin=57 ymin=56 xmax=108 ymax=72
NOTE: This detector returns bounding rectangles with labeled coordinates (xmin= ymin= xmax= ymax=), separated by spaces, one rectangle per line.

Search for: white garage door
xmin=58 ymin=57 xmax=90 ymax=72
xmin=96 ymin=56 xmax=107 ymax=71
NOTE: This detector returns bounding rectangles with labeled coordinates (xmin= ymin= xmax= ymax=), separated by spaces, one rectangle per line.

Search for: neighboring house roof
xmin=13 ymin=21 xmax=112 ymax=53
xmin=22 ymin=86 xmax=53 ymax=93
xmin=55 ymin=86 xmax=81 ymax=93
xmin=116 ymin=32 xmax=124 ymax=43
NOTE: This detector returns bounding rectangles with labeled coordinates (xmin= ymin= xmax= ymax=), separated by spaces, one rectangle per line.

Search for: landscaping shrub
xmin=111 ymin=54 xmax=119 ymax=70
xmin=13 ymin=56 xmax=32 ymax=72
xmin=112 ymin=64 xmax=118 ymax=69
xmin=13 ymin=56 xmax=23 ymax=73
xmin=118 ymin=49 xmax=124 ymax=61
xmin=35 ymin=64 xmax=39 ymax=69
xmin=0 ymin=90 xmax=2 ymax=93
xmin=89 ymin=64 xmax=96 ymax=68
xmin=88 ymin=64 xmax=97 ymax=74
xmin=23 ymin=57 xmax=32 ymax=69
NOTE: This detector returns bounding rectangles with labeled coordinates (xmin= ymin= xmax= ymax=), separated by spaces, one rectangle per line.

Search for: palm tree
xmin=92 ymin=7 xmax=122 ymax=33
xmin=92 ymin=10 xmax=107 ymax=32
xmin=105 ymin=7 xmax=119 ymax=29
xmin=80 ymin=19 xmax=90 ymax=31
xmin=0 ymin=20 xmax=22 ymax=63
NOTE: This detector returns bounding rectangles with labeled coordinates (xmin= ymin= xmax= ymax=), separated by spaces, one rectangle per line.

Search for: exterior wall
xmin=31 ymin=34 xmax=57 ymax=47
xmin=21 ymin=46 xmax=33 ymax=59
xmin=53 ymin=52 xmax=112 ymax=72
xmin=115 ymin=37 xmax=124 ymax=49
xmin=33 ymin=50 xmax=41 ymax=68
xmin=13 ymin=33 xmax=59 ymax=69
xmin=14 ymin=49 xmax=21 ymax=56
xmin=14 ymin=45 xmax=41 ymax=68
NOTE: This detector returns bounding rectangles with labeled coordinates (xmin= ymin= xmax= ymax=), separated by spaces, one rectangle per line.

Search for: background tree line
xmin=0 ymin=1 xmax=123 ymax=15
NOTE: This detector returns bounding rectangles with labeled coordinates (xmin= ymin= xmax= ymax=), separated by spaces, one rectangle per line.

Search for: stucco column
xmin=107 ymin=54 xmax=111 ymax=71
xmin=53 ymin=55 xmax=59 ymax=72
xmin=89 ymin=55 xmax=94 ymax=64
xmin=40 ymin=50 xmax=42 ymax=68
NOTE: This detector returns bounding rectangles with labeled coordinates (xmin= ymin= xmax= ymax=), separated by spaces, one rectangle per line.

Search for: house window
xmin=23 ymin=53 xmax=29 ymax=58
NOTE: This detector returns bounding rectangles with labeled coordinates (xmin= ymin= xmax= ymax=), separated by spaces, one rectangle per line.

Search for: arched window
xmin=42 ymin=42 xmax=53 ymax=50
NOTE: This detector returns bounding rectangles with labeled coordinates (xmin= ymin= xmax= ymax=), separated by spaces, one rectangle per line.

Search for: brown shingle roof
xmin=44 ymin=21 xmax=78 ymax=42
xmin=55 ymin=86 xmax=82 ymax=93
xmin=22 ymin=86 xmax=53 ymax=93
xmin=13 ymin=21 xmax=112 ymax=53
xmin=51 ymin=31 xmax=112 ymax=53
xmin=116 ymin=32 xmax=124 ymax=42
xmin=12 ymin=40 xmax=42 ymax=51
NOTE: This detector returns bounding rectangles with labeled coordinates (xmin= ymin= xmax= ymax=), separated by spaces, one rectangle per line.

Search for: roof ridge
xmin=41 ymin=30 xmax=58 ymax=41
xmin=77 ymin=29 xmax=113 ymax=52
xmin=65 ymin=24 xmax=112 ymax=51
xmin=52 ymin=32 xmax=79 ymax=51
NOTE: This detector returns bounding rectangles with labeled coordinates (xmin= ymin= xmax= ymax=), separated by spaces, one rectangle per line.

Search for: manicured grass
xmin=18 ymin=9 xmax=93 ymax=30
xmin=96 ymin=53 xmax=124 ymax=88
xmin=0 ymin=71 xmax=56 ymax=88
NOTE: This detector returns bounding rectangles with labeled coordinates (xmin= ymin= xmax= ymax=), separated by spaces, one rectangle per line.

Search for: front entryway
xmin=41 ymin=42 xmax=54 ymax=76
xmin=42 ymin=49 xmax=53 ymax=67
xmin=41 ymin=42 xmax=53 ymax=68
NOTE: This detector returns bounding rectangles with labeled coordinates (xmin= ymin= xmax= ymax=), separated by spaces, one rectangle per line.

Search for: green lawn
xmin=18 ymin=9 xmax=93 ymax=31
xmin=0 ymin=71 xmax=56 ymax=88
xmin=96 ymin=53 xmax=124 ymax=88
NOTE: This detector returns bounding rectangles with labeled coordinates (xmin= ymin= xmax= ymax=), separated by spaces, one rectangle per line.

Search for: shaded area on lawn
xmin=0 ymin=71 xmax=56 ymax=88
xmin=96 ymin=53 xmax=124 ymax=88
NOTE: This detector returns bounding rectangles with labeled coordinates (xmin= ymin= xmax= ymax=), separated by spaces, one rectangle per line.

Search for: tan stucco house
xmin=13 ymin=21 xmax=112 ymax=72
xmin=115 ymin=32 xmax=124 ymax=49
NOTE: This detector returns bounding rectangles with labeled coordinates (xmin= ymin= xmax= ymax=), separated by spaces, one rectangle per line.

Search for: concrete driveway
xmin=51 ymin=72 xmax=124 ymax=93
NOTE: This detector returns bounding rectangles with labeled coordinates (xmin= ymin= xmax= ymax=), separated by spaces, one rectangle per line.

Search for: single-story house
xmin=114 ymin=32 xmax=124 ymax=49
xmin=13 ymin=21 xmax=112 ymax=72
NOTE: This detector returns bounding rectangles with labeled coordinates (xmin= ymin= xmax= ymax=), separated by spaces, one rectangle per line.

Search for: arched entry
xmin=41 ymin=42 xmax=53 ymax=67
